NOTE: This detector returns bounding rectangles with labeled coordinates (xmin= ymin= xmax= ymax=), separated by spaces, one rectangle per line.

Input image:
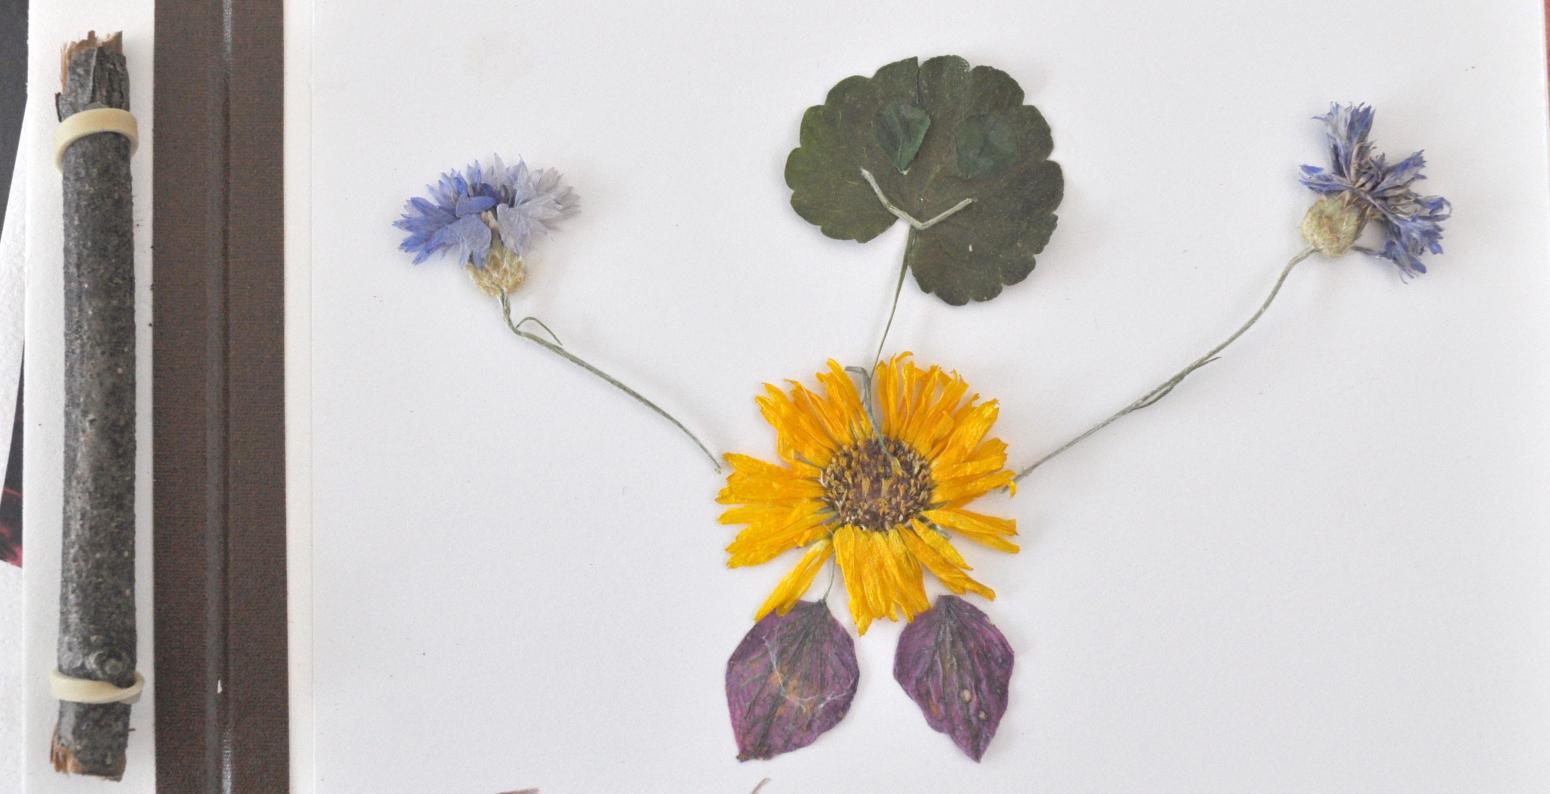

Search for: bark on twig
xmin=50 ymin=30 xmax=137 ymax=781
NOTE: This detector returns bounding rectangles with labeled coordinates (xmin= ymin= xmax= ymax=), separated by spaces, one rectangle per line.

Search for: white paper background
xmin=21 ymin=4 xmax=156 ymax=791
xmin=292 ymin=1 xmax=1550 ymax=791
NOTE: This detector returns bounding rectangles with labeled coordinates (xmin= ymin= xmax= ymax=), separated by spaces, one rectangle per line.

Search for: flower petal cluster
xmin=1299 ymin=103 xmax=1450 ymax=276
xmin=394 ymin=169 xmax=497 ymax=266
xmin=394 ymin=156 xmax=579 ymax=269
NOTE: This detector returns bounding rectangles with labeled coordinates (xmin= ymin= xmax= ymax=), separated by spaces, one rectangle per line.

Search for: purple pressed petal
xmin=1299 ymin=172 xmax=1349 ymax=195
xmin=400 ymin=236 xmax=437 ymax=264
xmin=494 ymin=203 xmax=536 ymax=256
xmin=411 ymin=196 xmax=455 ymax=221
xmin=1377 ymin=150 xmax=1427 ymax=192
xmin=725 ymin=601 xmax=858 ymax=762
xmin=430 ymin=215 xmax=492 ymax=267
xmin=894 ymin=595 xmax=1013 ymax=762
xmin=1314 ymin=103 xmax=1375 ymax=180
xmin=456 ymin=194 xmax=498 ymax=217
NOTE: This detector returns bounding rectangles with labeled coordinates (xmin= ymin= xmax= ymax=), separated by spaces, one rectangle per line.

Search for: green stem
xmin=498 ymin=293 xmax=722 ymax=473
xmin=1013 ymin=247 xmax=1317 ymax=483
xmin=819 ymin=556 xmax=838 ymax=602
xmin=871 ymin=255 xmax=910 ymax=373
xmin=845 ymin=365 xmax=885 ymax=441
xmin=514 ymin=315 xmax=563 ymax=346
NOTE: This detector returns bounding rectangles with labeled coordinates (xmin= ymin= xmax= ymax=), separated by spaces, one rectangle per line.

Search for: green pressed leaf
xmin=876 ymin=100 xmax=931 ymax=173
xmin=956 ymin=112 xmax=1018 ymax=179
xmin=784 ymin=55 xmax=1063 ymax=305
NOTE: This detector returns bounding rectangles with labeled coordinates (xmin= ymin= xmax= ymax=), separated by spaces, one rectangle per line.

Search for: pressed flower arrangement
xmin=392 ymin=57 xmax=1449 ymax=764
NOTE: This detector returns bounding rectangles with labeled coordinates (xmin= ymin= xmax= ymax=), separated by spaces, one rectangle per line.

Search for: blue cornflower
xmin=1298 ymin=103 xmax=1450 ymax=277
xmin=394 ymin=167 xmax=499 ymax=266
xmin=394 ymin=156 xmax=579 ymax=272
xmin=484 ymin=154 xmax=581 ymax=257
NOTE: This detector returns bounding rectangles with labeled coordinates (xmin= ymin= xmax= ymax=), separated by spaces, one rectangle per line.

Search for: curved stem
xmin=844 ymin=365 xmax=884 ymax=441
xmin=498 ymin=293 xmax=722 ymax=473
xmin=514 ymin=315 xmax=563 ymax=346
xmin=819 ymin=555 xmax=838 ymax=602
xmin=871 ymin=256 xmax=910 ymax=372
xmin=1013 ymin=247 xmax=1317 ymax=483
xmin=860 ymin=167 xmax=974 ymax=230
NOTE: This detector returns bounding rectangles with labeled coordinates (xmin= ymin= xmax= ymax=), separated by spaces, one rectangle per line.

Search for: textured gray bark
xmin=50 ymin=31 xmax=137 ymax=781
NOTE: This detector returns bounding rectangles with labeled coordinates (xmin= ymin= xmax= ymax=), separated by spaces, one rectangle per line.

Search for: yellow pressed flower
xmin=718 ymin=353 xmax=1018 ymax=634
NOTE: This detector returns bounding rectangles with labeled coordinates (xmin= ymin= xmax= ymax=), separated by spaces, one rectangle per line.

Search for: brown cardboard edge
xmin=152 ymin=1 xmax=288 ymax=791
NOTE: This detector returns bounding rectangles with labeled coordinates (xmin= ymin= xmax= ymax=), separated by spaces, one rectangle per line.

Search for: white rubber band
xmin=50 ymin=669 xmax=145 ymax=705
xmin=53 ymin=107 xmax=139 ymax=170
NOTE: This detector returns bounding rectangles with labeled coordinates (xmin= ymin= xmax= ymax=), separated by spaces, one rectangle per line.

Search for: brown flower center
xmin=820 ymin=437 xmax=934 ymax=532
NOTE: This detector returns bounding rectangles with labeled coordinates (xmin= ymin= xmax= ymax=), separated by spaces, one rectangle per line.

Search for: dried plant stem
xmin=52 ymin=30 xmax=137 ymax=781
xmin=858 ymin=166 xmax=971 ymax=379
xmin=497 ymin=293 xmax=721 ymax=472
xmin=871 ymin=257 xmax=910 ymax=372
xmin=859 ymin=167 xmax=974 ymax=230
xmin=1013 ymin=247 xmax=1318 ymax=482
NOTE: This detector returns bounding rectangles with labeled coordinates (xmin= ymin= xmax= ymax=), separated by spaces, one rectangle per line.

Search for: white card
xmin=289 ymin=1 xmax=1550 ymax=791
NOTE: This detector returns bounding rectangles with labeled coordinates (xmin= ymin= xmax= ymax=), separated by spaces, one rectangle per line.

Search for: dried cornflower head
xmin=1298 ymin=103 xmax=1450 ymax=276
xmin=467 ymin=232 xmax=527 ymax=298
xmin=394 ymin=156 xmax=579 ymax=294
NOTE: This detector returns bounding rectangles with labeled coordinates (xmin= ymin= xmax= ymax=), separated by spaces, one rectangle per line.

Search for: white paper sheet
xmin=291 ymin=1 xmax=1550 ymax=791
xmin=22 ymin=5 xmax=156 ymax=792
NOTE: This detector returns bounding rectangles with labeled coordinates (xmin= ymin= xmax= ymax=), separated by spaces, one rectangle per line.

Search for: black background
xmin=0 ymin=0 xmax=25 ymax=566
xmin=0 ymin=0 xmax=24 ymax=215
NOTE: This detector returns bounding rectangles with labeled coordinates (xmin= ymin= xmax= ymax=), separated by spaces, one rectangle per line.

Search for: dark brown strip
xmin=153 ymin=1 xmax=288 ymax=791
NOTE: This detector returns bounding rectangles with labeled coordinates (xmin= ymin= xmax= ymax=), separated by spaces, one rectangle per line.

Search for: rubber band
xmin=53 ymin=108 xmax=139 ymax=170
xmin=50 ymin=669 xmax=145 ymax=705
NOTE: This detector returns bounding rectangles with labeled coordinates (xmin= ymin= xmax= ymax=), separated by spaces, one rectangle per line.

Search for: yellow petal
xmin=914 ymin=374 xmax=970 ymax=454
xmin=726 ymin=509 xmax=831 ymax=566
xmin=786 ymin=380 xmax=849 ymax=448
xmin=882 ymin=528 xmax=931 ymax=618
xmin=757 ymin=385 xmax=836 ymax=465
xmin=855 ymin=530 xmax=888 ymax=619
xmin=924 ymin=507 xmax=1020 ymax=553
xmin=876 ymin=355 xmax=904 ymax=437
xmin=900 ymin=524 xmax=995 ymax=599
xmin=717 ymin=502 xmax=814 ymax=526
xmin=931 ymin=452 xmax=1008 ymax=484
xmin=816 ymin=360 xmax=870 ymax=440
xmin=717 ymin=454 xmax=825 ymax=504
xmin=933 ymin=468 xmax=1015 ymax=505
xmin=831 ymin=525 xmax=872 ymax=633
xmin=754 ymin=539 xmax=833 ymax=620
xmin=910 ymin=519 xmax=969 ymax=567
xmin=933 ymin=400 xmax=999 ymax=463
